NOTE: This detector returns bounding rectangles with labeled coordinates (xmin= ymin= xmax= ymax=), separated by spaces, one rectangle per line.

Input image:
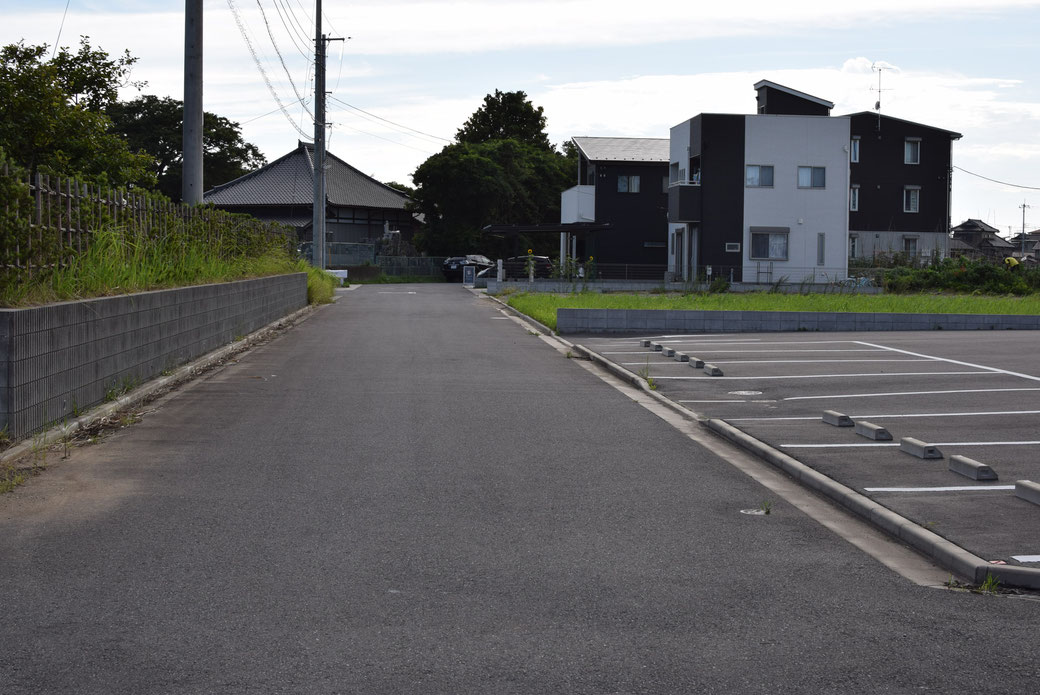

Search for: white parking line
xmin=729 ymin=410 xmax=1040 ymax=422
xmin=707 ymin=359 xmax=932 ymax=365
xmin=786 ymin=387 xmax=1040 ymax=401
xmin=863 ymin=486 xmax=1016 ymax=492
xmin=655 ymin=371 xmax=991 ymax=381
xmin=855 ymin=341 xmax=1040 ymax=383
xmin=781 ymin=440 xmax=1040 ymax=449
xmin=681 ymin=349 xmax=887 ymax=354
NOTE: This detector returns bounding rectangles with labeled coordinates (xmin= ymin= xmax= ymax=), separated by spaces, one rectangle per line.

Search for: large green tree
xmin=413 ymin=90 xmax=574 ymax=255
xmin=455 ymin=89 xmax=552 ymax=151
xmin=0 ymin=38 xmax=153 ymax=187
xmin=106 ymin=95 xmax=266 ymax=201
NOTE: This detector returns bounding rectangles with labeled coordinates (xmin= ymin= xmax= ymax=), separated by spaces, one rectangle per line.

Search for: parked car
xmin=502 ymin=255 xmax=554 ymax=279
xmin=442 ymin=255 xmax=494 ymax=282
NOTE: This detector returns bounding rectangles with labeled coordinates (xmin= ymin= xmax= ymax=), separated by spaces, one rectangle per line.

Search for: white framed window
xmin=749 ymin=227 xmax=789 ymax=260
xmin=849 ymin=235 xmax=859 ymax=258
xmin=903 ymin=186 xmax=920 ymax=213
xmin=745 ymin=165 xmax=774 ymax=187
xmin=797 ymin=166 xmax=826 ymax=189
xmin=903 ymin=236 xmax=919 ymax=255
xmin=905 ymin=138 xmax=921 ymax=165
xmin=617 ymin=175 xmax=640 ymax=193
xmin=850 ymin=137 xmax=860 ymax=163
xmin=725 ymin=242 xmax=741 ymax=253
xmin=817 ymin=233 xmax=826 ymax=266
xmin=850 ymin=185 xmax=860 ymax=212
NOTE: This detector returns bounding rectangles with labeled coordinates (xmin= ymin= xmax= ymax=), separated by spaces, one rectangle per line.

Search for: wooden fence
xmin=0 ymin=161 xmax=292 ymax=280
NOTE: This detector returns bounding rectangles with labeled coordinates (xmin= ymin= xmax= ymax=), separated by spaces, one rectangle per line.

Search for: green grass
xmin=505 ymin=291 xmax=1040 ymax=331
xmin=1 ymin=225 xmax=337 ymax=307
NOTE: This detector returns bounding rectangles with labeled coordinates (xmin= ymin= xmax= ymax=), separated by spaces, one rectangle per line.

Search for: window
xmin=662 ymin=176 xmax=669 ymax=193
xmin=746 ymin=165 xmax=774 ymax=187
xmin=850 ymin=185 xmax=860 ymax=212
xmin=817 ymin=233 xmax=826 ymax=266
xmin=725 ymin=242 xmax=741 ymax=253
xmin=797 ymin=166 xmax=826 ymax=188
xmin=849 ymin=235 xmax=859 ymax=258
xmin=903 ymin=236 xmax=918 ymax=255
xmin=749 ymin=227 xmax=789 ymax=260
xmin=903 ymin=186 xmax=920 ymax=213
xmin=617 ymin=175 xmax=640 ymax=193
xmin=850 ymin=137 xmax=860 ymax=163
xmin=905 ymin=138 xmax=921 ymax=165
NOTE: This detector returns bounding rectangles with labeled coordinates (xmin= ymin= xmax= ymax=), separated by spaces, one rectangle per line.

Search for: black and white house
xmin=666 ymin=80 xmax=961 ymax=283
xmin=559 ymin=136 xmax=670 ymax=269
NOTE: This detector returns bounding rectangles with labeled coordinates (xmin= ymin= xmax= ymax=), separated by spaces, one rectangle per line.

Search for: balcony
xmin=668 ymin=181 xmax=701 ymax=223
xmin=561 ymin=185 xmax=595 ymax=223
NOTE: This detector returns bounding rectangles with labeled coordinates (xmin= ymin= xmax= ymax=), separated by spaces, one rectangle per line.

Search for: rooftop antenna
xmin=871 ymin=62 xmax=891 ymax=132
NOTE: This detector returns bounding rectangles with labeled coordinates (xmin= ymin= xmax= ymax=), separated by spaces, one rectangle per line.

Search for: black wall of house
xmin=849 ymin=113 xmax=953 ymax=235
xmin=589 ymin=161 xmax=669 ymax=265
xmin=698 ymin=114 xmax=746 ymax=281
xmin=757 ymin=87 xmax=830 ymax=116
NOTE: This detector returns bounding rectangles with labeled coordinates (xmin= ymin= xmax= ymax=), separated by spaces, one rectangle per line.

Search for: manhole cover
xmin=728 ymin=390 xmax=762 ymax=396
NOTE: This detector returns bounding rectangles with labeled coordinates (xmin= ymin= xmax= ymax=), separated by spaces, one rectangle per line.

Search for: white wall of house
xmin=561 ymin=185 xmax=595 ymax=223
xmin=742 ymin=115 xmax=850 ymax=283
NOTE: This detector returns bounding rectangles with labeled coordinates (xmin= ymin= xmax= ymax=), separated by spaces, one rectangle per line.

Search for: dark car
xmin=442 ymin=255 xmax=494 ymax=282
xmin=502 ymin=255 xmax=554 ymax=279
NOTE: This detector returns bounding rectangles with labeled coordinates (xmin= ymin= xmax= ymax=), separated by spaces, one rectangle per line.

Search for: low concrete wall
xmin=556 ymin=308 xmax=1040 ymax=334
xmin=0 ymin=273 xmax=307 ymax=438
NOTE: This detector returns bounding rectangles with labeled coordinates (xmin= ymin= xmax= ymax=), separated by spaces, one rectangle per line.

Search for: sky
xmin=3 ymin=0 xmax=1039 ymax=234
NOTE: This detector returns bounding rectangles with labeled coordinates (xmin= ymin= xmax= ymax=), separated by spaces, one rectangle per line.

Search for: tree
xmin=0 ymin=39 xmax=153 ymax=187
xmin=411 ymin=139 xmax=572 ymax=256
xmin=455 ymin=90 xmax=552 ymax=151
xmin=106 ymin=95 xmax=266 ymax=201
xmin=413 ymin=90 xmax=575 ymax=255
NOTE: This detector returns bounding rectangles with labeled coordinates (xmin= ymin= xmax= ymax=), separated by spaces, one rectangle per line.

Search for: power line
xmin=255 ymin=0 xmax=313 ymax=119
xmin=328 ymin=96 xmax=450 ymax=144
xmin=330 ymin=117 xmax=437 ymax=155
xmin=953 ymin=166 xmax=1040 ymax=191
xmin=226 ymin=0 xmax=310 ymax=139
xmin=52 ymin=0 xmax=72 ymax=58
xmin=271 ymin=0 xmax=313 ymax=60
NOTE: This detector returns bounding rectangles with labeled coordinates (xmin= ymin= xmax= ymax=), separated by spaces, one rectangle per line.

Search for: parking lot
xmin=580 ymin=330 xmax=1040 ymax=568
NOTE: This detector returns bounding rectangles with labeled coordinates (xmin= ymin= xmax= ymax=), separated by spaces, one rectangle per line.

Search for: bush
xmin=881 ymin=258 xmax=1036 ymax=296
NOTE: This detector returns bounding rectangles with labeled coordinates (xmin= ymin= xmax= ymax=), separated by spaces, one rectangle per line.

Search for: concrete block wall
xmin=556 ymin=308 xmax=1040 ymax=334
xmin=0 ymin=273 xmax=307 ymax=438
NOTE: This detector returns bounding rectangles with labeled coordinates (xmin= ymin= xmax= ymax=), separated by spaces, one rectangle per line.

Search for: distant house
xmin=560 ymin=136 xmax=670 ymax=268
xmin=1007 ymin=229 xmax=1040 ymax=261
xmin=951 ymin=219 xmax=1017 ymax=260
xmin=204 ymin=141 xmax=417 ymax=262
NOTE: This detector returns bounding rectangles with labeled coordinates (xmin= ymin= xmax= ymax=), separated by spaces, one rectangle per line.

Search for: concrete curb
xmin=0 ymin=302 xmax=322 ymax=468
xmin=705 ymin=418 xmax=1040 ymax=590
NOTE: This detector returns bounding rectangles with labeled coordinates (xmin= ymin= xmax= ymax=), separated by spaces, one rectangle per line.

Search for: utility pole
xmin=182 ymin=0 xmax=204 ymax=205
xmin=1021 ymin=201 xmax=1032 ymax=258
xmin=312 ymin=0 xmax=326 ymax=271
xmin=311 ymin=1 xmax=343 ymax=270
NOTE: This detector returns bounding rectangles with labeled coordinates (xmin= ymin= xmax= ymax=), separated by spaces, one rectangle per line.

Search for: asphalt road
xmin=2 ymin=285 xmax=1039 ymax=694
